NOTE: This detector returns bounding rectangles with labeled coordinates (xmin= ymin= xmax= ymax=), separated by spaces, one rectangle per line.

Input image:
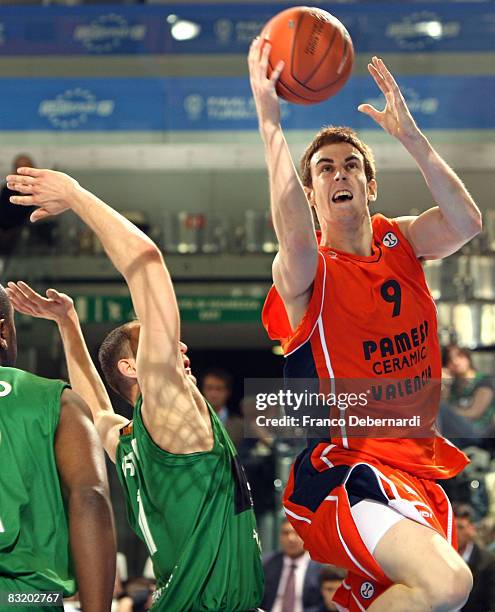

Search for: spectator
xmin=443 ymin=344 xmax=495 ymax=443
xmin=118 ymin=577 xmax=155 ymax=612
xmin=453 ymin=502 xmax=495 ymax=612
xmin=262 ymin=518 xmax=324 ymax=612
xmin=479 ymin=516 xmax=495 ymax=554
xmin=0 ymin=154 xmax=35 ymax=255
xmin=308 ymin=566 xmax=347 ymax=612
xmin=201 ymin=367 xmax=243 ymax=448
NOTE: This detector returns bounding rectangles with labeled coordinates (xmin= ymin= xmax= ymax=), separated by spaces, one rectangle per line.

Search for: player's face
xmin=179 ymin=341 xmax=196 ymax=384
xmin=119 ymin=336 xmax=196 ymax=393
xmin=308 ymin=142 xmax=376 ymax=225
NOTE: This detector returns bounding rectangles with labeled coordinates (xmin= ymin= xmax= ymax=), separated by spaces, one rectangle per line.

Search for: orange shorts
xmin=283 ymin=443 xmax=457 ymax=611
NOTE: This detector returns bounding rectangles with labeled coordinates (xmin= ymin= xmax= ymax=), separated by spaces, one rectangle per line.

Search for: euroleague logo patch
xmin=360 ymin=581 xmax=375 ymax=599
xmin=382 ymin=231 xmax=399 ymax=248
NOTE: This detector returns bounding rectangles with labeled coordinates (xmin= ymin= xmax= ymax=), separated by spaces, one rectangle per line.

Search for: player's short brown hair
xmin=98 ymin=320 xmax=140 ymax=402
xmin=300 ymin=126 xmax=376 ymax=188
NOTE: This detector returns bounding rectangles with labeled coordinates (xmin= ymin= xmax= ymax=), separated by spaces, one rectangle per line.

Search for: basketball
xmin=260 ymin=6 xmax=354 ymax=105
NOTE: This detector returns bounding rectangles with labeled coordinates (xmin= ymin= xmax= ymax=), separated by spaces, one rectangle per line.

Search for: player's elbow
xmin=68 ymin=484 xmax=113 ymax=518
xmin=135 ymin=242 xmax=163 ymax=263
xmin=463 ymin=207 xmax=482 ymax=239
xmin=124 ymin=243 xmax=164 ymax=278
xmin=69 ymin=483 xmax=110 ymax=504
xmin=279 ymin=227 xmax=317 ymax=253
xmin=445 ymin=208 xmax=482 ymax=246
xmin=472 ymin=209 xmax=483 ymax=235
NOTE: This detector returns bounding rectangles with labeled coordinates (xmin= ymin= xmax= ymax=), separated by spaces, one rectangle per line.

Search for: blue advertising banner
xmin=168 ymin=75 xmax=495 ymax=131
xmin=0 ymin=75 xmax=493 ymax=131
xmin=0 ymin=3 xmax=494 ymax=55
xmin=0 ymin=78 xmax=166 ymax=130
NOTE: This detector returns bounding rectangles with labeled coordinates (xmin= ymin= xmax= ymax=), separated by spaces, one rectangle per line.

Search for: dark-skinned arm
xmin=55 ymin=388 xmax=116 ymax=612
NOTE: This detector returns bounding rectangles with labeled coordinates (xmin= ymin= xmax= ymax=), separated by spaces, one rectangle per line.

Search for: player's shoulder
xmin=371 ymin=212 xmax=396 ymax=233
xmin=0 ymin=366 xmax=67 ymax=390
xmin=372 ymin=213 xmax=418 ymax=258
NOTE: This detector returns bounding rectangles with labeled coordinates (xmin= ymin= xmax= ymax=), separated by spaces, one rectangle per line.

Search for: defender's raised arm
xmin=7 ymin=169 xmax=212 ymax=453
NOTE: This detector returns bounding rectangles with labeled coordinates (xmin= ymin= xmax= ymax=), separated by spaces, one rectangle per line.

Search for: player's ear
xmin=117 ymin=357 xmax=137 ymax=380
xmin=304 ymin=186 xmax=315 ymax=207
xmin=367 ymin=179 xmax=377 ymax=204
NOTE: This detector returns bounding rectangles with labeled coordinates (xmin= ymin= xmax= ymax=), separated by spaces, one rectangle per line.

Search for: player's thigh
xmin=373 ymin=516 xmax=472 ymax=594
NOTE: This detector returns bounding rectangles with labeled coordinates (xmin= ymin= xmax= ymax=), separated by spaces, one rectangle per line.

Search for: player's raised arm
xmin=248 ymin=38 xmax=318 ymax=304
xmin=359 ymin=56 xmax=482 ymax=259
xmin=6 ymin=281 xmax=127 ymax=461
xmin=7 ymin=170 xmax=212 ymax=453
xmin=56 ymin=388 xmax=116 ymax=612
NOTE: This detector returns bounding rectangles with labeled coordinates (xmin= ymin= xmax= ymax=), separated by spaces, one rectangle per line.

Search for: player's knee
xmin=423 ymin=562 xmax=472 ymax=611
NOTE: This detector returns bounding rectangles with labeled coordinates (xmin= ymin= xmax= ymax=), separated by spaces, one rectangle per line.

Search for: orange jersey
xmin=262 ymin=214 xmax=468 ymax=479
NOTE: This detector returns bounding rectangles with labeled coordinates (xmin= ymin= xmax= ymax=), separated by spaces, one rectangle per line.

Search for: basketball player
xmin=0 ymin=285 xmax=115 ymax=610
xmin=5 ymin=169 xmax=264 ymax=611
xmin=248 ymin=40 xmax=482 ymax=611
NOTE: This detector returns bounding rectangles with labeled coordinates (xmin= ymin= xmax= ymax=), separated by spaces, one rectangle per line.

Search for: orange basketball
xmin=260 ymin=6 xmax=354 ymax=105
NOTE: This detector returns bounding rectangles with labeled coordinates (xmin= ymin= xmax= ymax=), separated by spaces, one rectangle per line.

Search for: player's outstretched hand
xmin=248 ymin=37 xmax=285 ymax=131
xmin=6 ymin=281 xmax=76 ymax=324
xmin=358 ymin=56 xmax=419 ymax=143
xmin=6 ymin=167 xmax=79 ymax=223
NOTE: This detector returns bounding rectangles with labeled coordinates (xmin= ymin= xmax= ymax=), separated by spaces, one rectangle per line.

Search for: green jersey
xmin=0 ymin=367 xmax=74 ymax=606
xmin=116 ymin=397 xmax=264 ymax=612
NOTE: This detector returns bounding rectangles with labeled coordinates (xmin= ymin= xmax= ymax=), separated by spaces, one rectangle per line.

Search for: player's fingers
xmin=270 ymin=60 xmax=285 ymax=84
xmin=15 ymin=284 xmax=48 ymax=312
xmin=17 ymin=166 xmax=43 ymax=177
xmin=10 ymin=194 xmax=35 ymax=206
xmin=30 ymin=208 xmax=52 ymax=223
xmin=5 ymin=294 xmax=34 ymax=317
xmin=17 ymin=281 xmax=44 ymax=302
xmin=7 ymin=281 xmax=30 ymax=300
xmin=7 ymin=182 xmax=34 ymax=194
xmin=368 ymin=62 xmax=388 ymax=92
xmin=46 ymin=288 xmax=62 ymax=301
xmin=376 ymin=57 xmax=400 ymax=91
xmin=6 ymin=174 xmax=36 ymax=185
xmin=357 ymin=104 xmax=383 ymax=123
xmin=248 ymin=36 xmax=259 ymax=64
xmin=6 ymin=283 xmax=38 ymax=313
xmin=259 ymin=40 xmax=271 ymax=76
